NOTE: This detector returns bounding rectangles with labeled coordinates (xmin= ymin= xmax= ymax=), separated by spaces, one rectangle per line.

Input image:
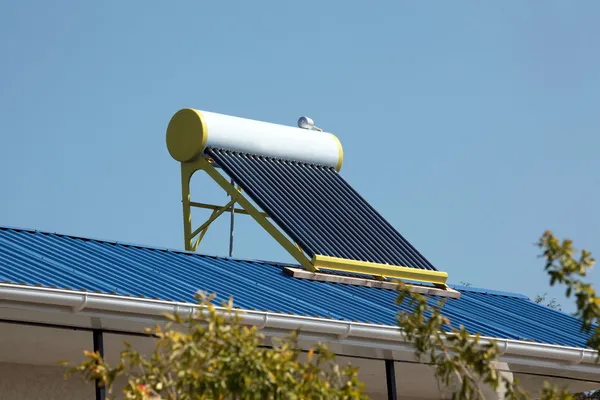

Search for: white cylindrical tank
xmin=166 ymin=109 xmax=343 ymax=171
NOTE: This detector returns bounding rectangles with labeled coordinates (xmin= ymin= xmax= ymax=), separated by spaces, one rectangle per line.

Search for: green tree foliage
xmin=65 ymin=292 xmax=365 ymax=400
xmin=534 ymin=293 xmax=562 ymax=311
xmin=395 ymin=230 xmax=598 ymax=399
xmin=536 ymin=231 xmax=599 ymax=399
xmin=574 ymin=391 xmax=600 ymax=400
xmin=396 ymin=283 xmax=527 ymax=400
xmin=537 ymin=231 xmax=598 ymax=349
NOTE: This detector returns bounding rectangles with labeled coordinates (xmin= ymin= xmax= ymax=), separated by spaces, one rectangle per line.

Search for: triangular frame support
xmin=181 ymin=157 xmax=315 ymax=271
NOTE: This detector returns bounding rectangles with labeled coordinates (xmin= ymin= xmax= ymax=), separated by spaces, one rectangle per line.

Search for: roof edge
xmin=0 ymin=283 xmax=597 ymax=371
xmin=0 ymin=224 xmax=282 ymax=266
xmin=449 ymin=284 xmax=530 ymax=300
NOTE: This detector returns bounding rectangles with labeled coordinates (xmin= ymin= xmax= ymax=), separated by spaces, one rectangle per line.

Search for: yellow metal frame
xmin=190 ymin=201 xmax=268 ymax=218
xmin=181 ymin=157 xmax=315 ymax=271
xmin=189 ymin=198 xmax=235 ymax=251
xmin=312 ymin=255 xmax=448 ymax=286
xmin=179 ymin=156 xmax=449 ymax=286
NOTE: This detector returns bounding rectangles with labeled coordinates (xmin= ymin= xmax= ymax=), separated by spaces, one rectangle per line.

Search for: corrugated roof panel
xmin=0 ymin=226 xmax=592 ymax=348
xmin=207 ymin=148 xmax=437 ymax=271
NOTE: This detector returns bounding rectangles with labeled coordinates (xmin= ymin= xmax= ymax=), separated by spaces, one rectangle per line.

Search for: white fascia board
xmin=0 ymin=284 xmax=597 ymax=374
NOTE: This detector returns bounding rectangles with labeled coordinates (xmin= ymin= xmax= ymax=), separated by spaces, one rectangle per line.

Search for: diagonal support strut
xmin=180 ymin=158 xmax=315 ymax=271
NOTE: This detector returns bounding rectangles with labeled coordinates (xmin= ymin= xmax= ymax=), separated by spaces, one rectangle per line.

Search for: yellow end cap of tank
xmin=166 ymin=108 xmax=208 ymax=162
xmin=330 ymin=133 xmax=344 ymax=172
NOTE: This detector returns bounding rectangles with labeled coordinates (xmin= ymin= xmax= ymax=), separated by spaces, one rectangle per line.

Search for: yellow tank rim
xmin=166 ymin=108 xmax=208 ymax=162
xmin=329 ymin=133 xmax=344 ymax=172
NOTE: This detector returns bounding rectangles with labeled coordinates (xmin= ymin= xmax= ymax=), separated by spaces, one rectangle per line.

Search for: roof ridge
xmin=0 ymin=224 xmax=285 ymax=267
xmin=450 ymin=283 xmax=529 ymax=300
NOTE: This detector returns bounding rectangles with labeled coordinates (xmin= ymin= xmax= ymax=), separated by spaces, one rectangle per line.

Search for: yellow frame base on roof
xmin=178 ymin=155 xmax=450 ymax=288
xmin=311 ymin=255 xmax=448 ymax=285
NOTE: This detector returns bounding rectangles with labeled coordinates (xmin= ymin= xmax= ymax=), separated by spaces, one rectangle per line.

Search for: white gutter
xmin=0 ymin=284 xmax=598 ymax=370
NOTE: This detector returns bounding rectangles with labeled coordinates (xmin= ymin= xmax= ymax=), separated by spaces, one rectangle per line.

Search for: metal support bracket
xmin=190 ymin=201 xmax=269 ymax=217
xmin=180 ymin=158 xmax=315 ymax=271
xmin=182 ymin=162 xmax=241 ymax=252
xmin=189 ymin=198 xmax=236 ymax=251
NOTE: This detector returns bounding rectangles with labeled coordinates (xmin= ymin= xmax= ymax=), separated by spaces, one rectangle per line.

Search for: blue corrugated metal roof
xmin=0 ymin=226 xmax=591 ymax=348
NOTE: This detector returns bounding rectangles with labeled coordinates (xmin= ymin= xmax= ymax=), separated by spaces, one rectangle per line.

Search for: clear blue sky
xmin=1 ymin=1 xmax=599 ymax=311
